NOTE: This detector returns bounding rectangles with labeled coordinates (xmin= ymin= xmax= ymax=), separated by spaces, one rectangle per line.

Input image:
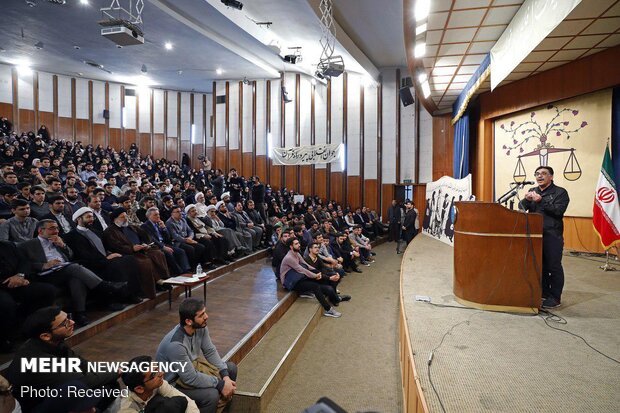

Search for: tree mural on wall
xmin=499 ymin=104 xmax=588 ymax=182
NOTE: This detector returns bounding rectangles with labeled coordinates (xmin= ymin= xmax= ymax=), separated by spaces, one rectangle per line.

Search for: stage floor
xmin=402 ymin=235 xmax=620 ymax=413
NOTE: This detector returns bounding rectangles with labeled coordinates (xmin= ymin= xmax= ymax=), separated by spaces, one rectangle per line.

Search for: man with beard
xmin=217 ymin=201 xmax=252 ymax=253
xmin=103 ymin=208 xmax=170 ymax=299
xmin=156 ymin=298 xmax=237 ymax=413
xmin=402 ymin=200 xmax=418 ymax=244
xmin=232 ymin=201 xmax=263 ymax=250
xmin=65 ymin=207 xmax=143 ymax=303
xmin=18 ymin=220 xmax=128 ymax=326
xmin=6 ymin=307 xmax=121 ymax=412
xmin=331 ymin=232 xmax=362 ymax=273
xmin=40 ymin=195 xmax=74 ymax=236
xmin=141 ymin=207 xmax=192 ymax=276
xmin=205 ymin=204 xmax=246 ymax=258
xmin=87 ymin=193 xmax=111 ymax=232
xmin=280 ymin=238 xmax=341 ymax=318
xmin=63 ymin=186 xmax=86 ymax=217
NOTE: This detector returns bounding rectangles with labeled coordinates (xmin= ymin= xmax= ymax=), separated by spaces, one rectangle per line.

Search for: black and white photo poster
xmin=423 ymin=174 xmax=474 ymax=246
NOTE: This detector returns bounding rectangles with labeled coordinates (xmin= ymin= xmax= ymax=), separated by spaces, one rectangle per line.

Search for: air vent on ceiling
xmin=216 ymin=95 xmax=226 ymax=104
xmin=125 ymin=89 xmax=136 ymax=97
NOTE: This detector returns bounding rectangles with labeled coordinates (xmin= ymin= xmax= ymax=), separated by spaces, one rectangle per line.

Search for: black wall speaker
xmin=103 ymin=109 xmax=110 ymax=119
xmin=399 ymin=86 xmax=414 ymax=107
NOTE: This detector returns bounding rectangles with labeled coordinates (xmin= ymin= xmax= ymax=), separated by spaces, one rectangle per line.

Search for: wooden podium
xmin=453 ymin=201 xmax=543 ymax=314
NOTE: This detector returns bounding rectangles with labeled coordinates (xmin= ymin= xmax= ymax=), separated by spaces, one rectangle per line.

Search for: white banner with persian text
xmin=490 ymin=0 xmax=581 ymax=90
xmin=422 ymin=174 xmax=474 ymax=246
xmin=271 ymin=143 xmax=343 ymax=166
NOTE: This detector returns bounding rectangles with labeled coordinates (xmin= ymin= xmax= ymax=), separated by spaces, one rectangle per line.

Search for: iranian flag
xmin=593 ymin=144 xmax=620 ymax=249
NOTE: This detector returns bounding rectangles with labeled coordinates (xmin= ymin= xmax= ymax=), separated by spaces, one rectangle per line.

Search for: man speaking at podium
xmin=519 ymin=166 xmax=570 ymax=309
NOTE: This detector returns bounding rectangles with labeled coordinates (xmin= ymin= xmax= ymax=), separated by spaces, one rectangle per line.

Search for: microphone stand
xmin=497 ymin=182 xmax=527 ymax=205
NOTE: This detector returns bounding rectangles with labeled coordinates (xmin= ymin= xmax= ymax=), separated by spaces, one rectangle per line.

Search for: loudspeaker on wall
xmin=103 ymin=109 xmax=110 ymax=119
xmin=399 ymin=86 xmax=414 ymax=107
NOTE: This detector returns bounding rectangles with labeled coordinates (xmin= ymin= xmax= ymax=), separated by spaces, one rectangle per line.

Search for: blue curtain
xmin=453 ymin=111 xmax=469 ymax=179
xmin=612 ymin=87 xmax=620 ymax=190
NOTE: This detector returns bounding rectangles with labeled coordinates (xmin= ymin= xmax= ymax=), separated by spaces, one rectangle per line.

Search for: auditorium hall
xmin=0 ymin=0 xmax=618 ymax=412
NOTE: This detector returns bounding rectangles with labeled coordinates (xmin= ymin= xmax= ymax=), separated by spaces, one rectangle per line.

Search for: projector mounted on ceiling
xmin=100 ymin=26 xmax=144 ymax=46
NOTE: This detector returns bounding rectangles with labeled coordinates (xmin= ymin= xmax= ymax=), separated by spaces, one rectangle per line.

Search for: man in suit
xmin=64 ymin=207 xmax=143 ymax=303
xmin=232 ymin=201 xmax=263 ymax=250
xmin=103 ymin=208 xmax=170 ymax=299
xmin=166 ymin=206 xmax=215 ymax=270
xmin=304 ymin=206 xmax=320 ymax=229
xmin=86 ymin=194 xmax=111 ymax=232
xmin=40 ymin=195 xmax=74 ymax=236
xmin=18 ymin=219 xmax=127 ymax=327
xmin=402 ymin=200 xmax=418 ymax=244
xmin=141 ymin=207 xmax=192 ymax=276
xmin=387 ymin=200 xmax=402 ymax=242
xmin=0 ymin=240 xmax=56 ymax=352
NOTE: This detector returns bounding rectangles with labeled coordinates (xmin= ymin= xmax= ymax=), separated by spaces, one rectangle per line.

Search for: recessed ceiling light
xmin=216 ymin=68 xmax=223 ymax=75
xmin=165 ymin=42 xmax=173 ymax=50
xmin=421 ymin=80 xmax=431 ymax=98
xmin=16 ymin=59 xmax=32 ymax=76
xmin=80 ymin=0 xmax=88 ymax=4
xmin=414 ymin=42 xmax=426 ymax=58
xmin=418 ymin=72 xmax=427 ymax=83
xmin=416 ymin=23 xmax=427 ymax=35
xmin=415 ymin=0 xmax=430 ymax=22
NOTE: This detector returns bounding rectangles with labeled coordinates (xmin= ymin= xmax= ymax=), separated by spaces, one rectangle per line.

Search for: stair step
xmin=231 ymin=299 xmax=322 ymax=412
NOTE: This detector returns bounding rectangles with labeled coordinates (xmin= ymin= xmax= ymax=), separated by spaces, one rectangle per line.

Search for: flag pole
xmin=599 ymin=249 xmax=617 ymax=271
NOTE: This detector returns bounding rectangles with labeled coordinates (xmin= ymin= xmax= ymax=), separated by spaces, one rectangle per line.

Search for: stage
xmin=400 ymin=235 xmax=620 ymax=412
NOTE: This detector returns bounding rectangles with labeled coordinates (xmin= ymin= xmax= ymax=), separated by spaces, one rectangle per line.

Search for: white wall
xmin=229 ymin=82 xmax=239 ymax=150
xmin=93 ymin=81 xmax=106 ymax=125
xmin=75 ymin=79 xmax=89 ymax=119
xmin=17 ymin=71 xmax=34 ymax=110
xmin=153 ymin=89 xmax=164 ymax=133
xmin=0 ymin=65 xmax=12 ymax=104
xmin=242 ymin=83 xmax=253 ymax=153
xmin=314 ymin=82 xmax=327 ymax=170
xmin=180 ymin=92 xmax=191 ymax=141
xmin=419 ymin=105 xmax=433 ymax=183
xmin=58 ymin=76 xmax=72 ymax=118
xmin=347 ymin=73 xmax=361 ymax=176
xmin=364 ymin=83 xmax=378 ymax=179
xmin=381 ymin=69 xmax=397 ymax=184
xmin=38 ymin=72 xmax=54 ymax=113
xmin=139 ymin=88 xmax=151 ymax=133
xmin=166 ymin=92 xmax=178 ymax=137
xmin=108 ymin=83 xmax=121 ymax=128
xmin=193 ymin=94 xmax=204 ymax=145
xmin=330 ymin=75 xmax=344 ymax=172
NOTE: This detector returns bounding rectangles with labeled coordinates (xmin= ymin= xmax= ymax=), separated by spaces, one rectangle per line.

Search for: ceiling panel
xmin=442 ymin=28 xmax=478 ymax=43
xmin=467 ymin=41 xmax=494 ymax=54
xmin=567 ymin=0 xmax=616 ymax=19
xmin=522 ymin=50 xmax=557 ymax=62
xmin=549 ymin=49 xmax=589 ymax=61
xmin=564 ymin=34 xmax=609 ymax=49
xmin=581 ymin=17 xmax=620 ymax=34
xmin=483 ymin=5 xmax=521 ymax=25
xmin=475 ymin=25 xmax=508 ymax=41
xmin=447 ymin=9 xmax=486 ymax=28
xmin=453 ymin=0 xmax=492 ymax=9
xmin=428 ymin=12 xmax=450 ymax=29
xmin=550 ymin=19 xmax=593 ymax=36
xmin=438 ymin=43 xmax=470 ymax=56
xmin=598 ymin=33 xmax=620 ymax=47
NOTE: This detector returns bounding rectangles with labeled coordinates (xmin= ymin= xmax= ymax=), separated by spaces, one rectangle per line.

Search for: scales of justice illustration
xmin=500 ymin=105 xmax=587 ymax=183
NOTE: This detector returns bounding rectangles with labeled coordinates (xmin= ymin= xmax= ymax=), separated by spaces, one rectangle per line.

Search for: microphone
xmin=514 ymin=181 xmax=535 ymax=186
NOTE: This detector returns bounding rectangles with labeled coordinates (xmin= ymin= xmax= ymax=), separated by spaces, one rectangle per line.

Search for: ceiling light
xmin=414 ymin=42 xmax=426 ymax=58
xmin=418 ymin=72 xmax=427 ymax=83
xmin=421 ymin=80 xmax=431 ymax=98
xmin=15 ymin=59 xmax=32 ymax=76
xmin=164 ymin=42 xmax=173 ymax=50
xmin=416 ymin=23 xmax=427 ymax=35
xmin=216 ymin=68 xmax=223 ymax=75
xmin=415 ymin=0 xmax=430 ymax=22
xmin=80 ymin=0 xmax=88 ymax=4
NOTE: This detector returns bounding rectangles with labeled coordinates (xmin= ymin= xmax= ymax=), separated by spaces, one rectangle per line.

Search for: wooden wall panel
xmin=124 ymin=130 xmax=136 ymax=151
xmin=314 ymin=169 xmax=327 ymax=200
xmin=347 ymin=176 xmax=362 ymax=209
xmin=0 ymin=103 xmax=12 ymax=120
xmin=58 ymin=117 xmax=73 ymax=140
xmin=93 ymin=124 xmax=106 ymax=148
xmin=269 ymin=165 xmax=282 ymax=191
xmin=75 ymin=119 xmax=89 ymax=143
xmin=167 ymin=138 xmax=178 ymax=161
xmin=39 ymin=111 xmax=54 ymax=137
xmin=139 ymin=133 xmax=151 ymax=155
xmin=563 ymin=217 xmax=605 ymax=253
xmin=229 ymin=150 xmax=241 ymax=171
xmin=285 ymin=166 xmax=298 ymax=192
xmin=299 ymin=165 xmax=312 ymax=196
xmin=381 ymin=184 xmax=395 ymax=225
xmin=215 ymin=147 xmax=227 ymax=171
xmin=180 ymin=141 xmax=191 ymax=163
xmin=413 ymin=183 xmax=427 ymax=235
xmin=363 ymin=179 xmax=379 ymax=213
xmin=242 ymin=153 xmax=253 ymax=178
xmin=330 ymin=172 xmax=343 ymax=205
xmin=153 ymin=133 xmax=165 ymax=159
xmin=18 ymin=109 xmax=35 ymax=133
xmin=109 ymin=128 xmax=121 ymax=150
xmin=255 ymin=155 xmax=267 ymax=182
xmin=432 ymin=114 xmax=454 ymax=180
xmin=192 ymin=144 xmax=204 ymax=170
